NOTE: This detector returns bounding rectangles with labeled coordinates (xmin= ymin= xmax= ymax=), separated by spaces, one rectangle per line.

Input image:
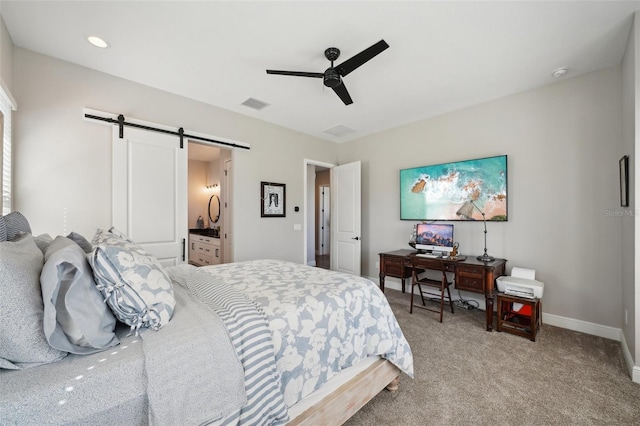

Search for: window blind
xmin=0 ymin=84 xmax=16 ymax=215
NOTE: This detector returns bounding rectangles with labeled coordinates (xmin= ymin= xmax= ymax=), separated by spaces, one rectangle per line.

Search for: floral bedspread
xmin=200 ymin=259 xmax=414 ymax=407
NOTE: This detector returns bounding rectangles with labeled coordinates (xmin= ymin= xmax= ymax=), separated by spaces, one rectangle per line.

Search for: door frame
xmin=303 ymin=159 xmax=336 ymax=267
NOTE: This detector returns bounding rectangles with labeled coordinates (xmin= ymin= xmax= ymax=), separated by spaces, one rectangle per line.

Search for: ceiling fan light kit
xmin=266 ymin=39 xmax=389 ymax=105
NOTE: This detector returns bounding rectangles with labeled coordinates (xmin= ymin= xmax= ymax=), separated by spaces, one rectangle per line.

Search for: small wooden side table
xmin=496 ymin=293 xmax=541 ymax=342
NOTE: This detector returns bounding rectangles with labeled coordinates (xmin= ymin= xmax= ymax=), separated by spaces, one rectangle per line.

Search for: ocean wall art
xmin=400 ymin=155 xmax=508 ymax=221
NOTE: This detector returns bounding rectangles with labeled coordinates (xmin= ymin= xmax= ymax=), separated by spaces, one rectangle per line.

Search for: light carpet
xmin=345 ymin=289 xmax=640 ymax=425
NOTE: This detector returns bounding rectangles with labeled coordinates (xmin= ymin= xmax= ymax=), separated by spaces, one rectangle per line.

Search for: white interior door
xmin=331 ymin=161 xmax=361 ymax=275
xmin=112 ymin=126 xmax=187 ymax=266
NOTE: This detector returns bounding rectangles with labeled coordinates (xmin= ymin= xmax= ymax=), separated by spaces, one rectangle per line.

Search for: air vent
xmin=241 ymin=98 xmax=270 ymax=110
xmin=323 ymin=124 xmax=356 ymax=137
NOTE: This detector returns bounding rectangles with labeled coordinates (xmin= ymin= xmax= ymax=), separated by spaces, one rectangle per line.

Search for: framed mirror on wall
xmin=209 ymin=194 xmax=220 ymax=223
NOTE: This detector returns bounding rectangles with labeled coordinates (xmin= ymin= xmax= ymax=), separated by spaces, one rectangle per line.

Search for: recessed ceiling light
xmin=551 ymin=67 xmax=568 ymax=78
xmin=87 ymin=36 xmax=109 ymax=49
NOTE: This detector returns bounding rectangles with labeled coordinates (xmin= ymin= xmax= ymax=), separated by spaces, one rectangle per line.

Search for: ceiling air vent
xmin=323 ymin=124 xmax=356 ymax=137
xmin=241 ymin=97 xmax=270 ymax=110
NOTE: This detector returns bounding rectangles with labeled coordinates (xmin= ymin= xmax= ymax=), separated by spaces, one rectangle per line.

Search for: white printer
xmin=496 ymin=267 xmax=544 ymax=299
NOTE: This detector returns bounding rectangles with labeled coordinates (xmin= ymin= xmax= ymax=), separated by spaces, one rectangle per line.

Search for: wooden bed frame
xmin=288 ymin=359 xmax=401 ymax=425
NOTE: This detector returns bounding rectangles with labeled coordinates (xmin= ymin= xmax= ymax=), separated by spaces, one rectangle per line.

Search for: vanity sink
xmin=189 ymin=228 xmax=220 ymax=238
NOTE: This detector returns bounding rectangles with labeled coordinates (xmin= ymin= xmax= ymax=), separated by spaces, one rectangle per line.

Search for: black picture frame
xmin=261 ymin=182 xmax=286 ymax=217
xmin=620 ymin=155 xmax=629 ymax=207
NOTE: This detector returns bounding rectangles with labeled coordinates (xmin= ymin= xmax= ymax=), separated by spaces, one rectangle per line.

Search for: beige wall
xmin=12 ymin=47 xmax=338 ymax=263
xmin=339 ymin=66 xmax=624 ymax=331
xmin=0 ymin=15 xmax=13 ymax=90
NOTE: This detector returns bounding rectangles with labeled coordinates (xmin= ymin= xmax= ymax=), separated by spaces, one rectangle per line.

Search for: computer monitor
xmin=415 ymin=223 xmax=454 ymax=254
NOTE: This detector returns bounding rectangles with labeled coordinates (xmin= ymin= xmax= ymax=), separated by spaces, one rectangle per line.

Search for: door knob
xmin=352 ymin=236 xmax=360 ymax=241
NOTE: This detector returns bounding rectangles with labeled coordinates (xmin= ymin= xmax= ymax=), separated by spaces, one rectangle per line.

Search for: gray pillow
xmin=67 ymin=231 xmax=92 ymax=253
xmin=0 ymin=234 xmax=67 ymax=369
xmin=89 ymin=229 xmax=176 ymax=332
xmin=41 ymin=236 xmax=120 ymax=354
xmin=0 ymin=216 xmax=6 ymax=241
xmin=2 ymin=211 xmax=32 ymax=241
xmin=33 ymin=233 xmax=54 ymax=254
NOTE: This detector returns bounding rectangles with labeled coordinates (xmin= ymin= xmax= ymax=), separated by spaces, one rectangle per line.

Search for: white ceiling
xmin=2 ymin=1 xmax=639 ymax=143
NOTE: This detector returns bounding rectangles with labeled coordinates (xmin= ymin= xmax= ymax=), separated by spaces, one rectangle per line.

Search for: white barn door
xmin=112 ymin=126 xmax=187 ymax=266
xmin=331 ymin=161 xmax=361 ymax=275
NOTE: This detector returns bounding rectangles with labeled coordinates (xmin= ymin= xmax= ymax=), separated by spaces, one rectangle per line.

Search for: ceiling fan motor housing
xmin=323 ymin=68 xmax=342 ymax=88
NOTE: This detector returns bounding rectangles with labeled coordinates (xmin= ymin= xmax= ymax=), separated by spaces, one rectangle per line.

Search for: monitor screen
xmin=415 ymin=223 xmax=454 ymax=253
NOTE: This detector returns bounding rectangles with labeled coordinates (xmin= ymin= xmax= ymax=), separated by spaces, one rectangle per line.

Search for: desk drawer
xmin=385 ymin=264 xmax=405 ymax=277
xmin=385 ymin=256 xmax=405 ymax=266
xmin=456 ymin=275 xmax=483 ymax=292
xmin=456 ymin=265 xmax=484 ymax=292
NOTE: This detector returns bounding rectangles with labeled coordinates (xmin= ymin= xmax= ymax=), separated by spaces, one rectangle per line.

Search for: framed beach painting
xmin=400 ymin=155 xmax=508 ymax=221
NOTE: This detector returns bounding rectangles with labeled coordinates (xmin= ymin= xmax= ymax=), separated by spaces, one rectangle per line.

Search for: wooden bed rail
xmin=288 ymin=359 xmax=401 ymax=425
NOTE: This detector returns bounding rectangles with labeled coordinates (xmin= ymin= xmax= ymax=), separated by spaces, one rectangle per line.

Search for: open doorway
xmin=316 ymin=179 xmax=331 ymax=269
xmin=305 ymin=160 xmax=334 ymax=269
xmin=187 ymin=142 xmax=232 ymax=265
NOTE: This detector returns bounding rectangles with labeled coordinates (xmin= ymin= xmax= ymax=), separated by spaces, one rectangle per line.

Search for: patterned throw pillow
xmin=0 ymin=211 xmax=32 ymax=241
xmin=89 ymin=229 xmax=176 ymax=332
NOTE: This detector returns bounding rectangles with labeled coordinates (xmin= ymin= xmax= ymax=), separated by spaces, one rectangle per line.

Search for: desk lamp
xmin=456 ymin=200 xmax=495 ymax=262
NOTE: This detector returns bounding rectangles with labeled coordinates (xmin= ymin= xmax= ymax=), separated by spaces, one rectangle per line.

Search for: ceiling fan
xmin=266 ymin=39 xmax=389 ymax=105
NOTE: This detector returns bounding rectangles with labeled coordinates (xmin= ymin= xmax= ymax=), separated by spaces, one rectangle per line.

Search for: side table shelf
xmin=496 ymin=292 xmax=541 ymax=342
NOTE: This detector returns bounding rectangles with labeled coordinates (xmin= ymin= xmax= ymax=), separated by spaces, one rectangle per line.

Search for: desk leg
xmin=485 ymin=293 xmax=494 ymax=331
xmin=379 ymin=272 xmax=385 ymax=292
xmin=401 ymin=278 xmax=405 ymax=293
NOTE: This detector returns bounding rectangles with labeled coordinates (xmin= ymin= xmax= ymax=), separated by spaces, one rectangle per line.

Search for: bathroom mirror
xmin=208 ymin=194 xmax=220 ymax=224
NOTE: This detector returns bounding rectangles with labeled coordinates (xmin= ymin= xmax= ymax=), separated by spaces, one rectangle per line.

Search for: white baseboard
xmin=374 ymin=275 xmax=639 ymax=383
xmin=620 ymin=332 xmax=640 ymax=384
xmin=541 ymin=313 xmax=621 ymax=341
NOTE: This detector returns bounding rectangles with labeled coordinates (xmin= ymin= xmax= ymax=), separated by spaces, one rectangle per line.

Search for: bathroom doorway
xmin=187 ymin=142 xmax=232 ymax=265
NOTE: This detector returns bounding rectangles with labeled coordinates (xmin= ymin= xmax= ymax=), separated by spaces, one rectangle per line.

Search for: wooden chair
xmin=409 ymin=259 xmax=454 ymax=322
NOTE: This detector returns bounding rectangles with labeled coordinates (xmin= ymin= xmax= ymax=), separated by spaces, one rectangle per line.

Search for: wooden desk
xmin=378 ymin=249 xmax=507 ymax=331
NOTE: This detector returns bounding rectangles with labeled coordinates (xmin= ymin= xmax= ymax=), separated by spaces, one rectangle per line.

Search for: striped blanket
xmin=184 ymin=269 xmax=289 ymax=426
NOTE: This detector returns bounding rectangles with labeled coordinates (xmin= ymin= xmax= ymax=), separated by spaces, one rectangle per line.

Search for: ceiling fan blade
xmin=336 ymin=40 xmax=389 ymax=77
xmin=332 ymin=81 xmax=353 ymax=105
xmin=266 ymin=70 xmax=324 ymax=78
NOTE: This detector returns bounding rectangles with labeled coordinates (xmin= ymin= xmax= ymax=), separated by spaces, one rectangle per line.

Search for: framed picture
xmin=399 ymin=155 xmax=508 ymax=221
xmin=261 ymin=182 xmax=286 ymax=217
xmin=620 ymin=155 xmax=629 ymax=207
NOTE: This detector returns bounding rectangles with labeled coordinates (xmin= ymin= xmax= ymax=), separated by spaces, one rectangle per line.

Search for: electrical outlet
xmin=375 ymin=261 xmax=379 ymax=269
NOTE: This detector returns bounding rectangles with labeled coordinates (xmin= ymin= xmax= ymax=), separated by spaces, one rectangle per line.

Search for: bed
xmin=0 ymin=222 xmax=413 ymax=425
